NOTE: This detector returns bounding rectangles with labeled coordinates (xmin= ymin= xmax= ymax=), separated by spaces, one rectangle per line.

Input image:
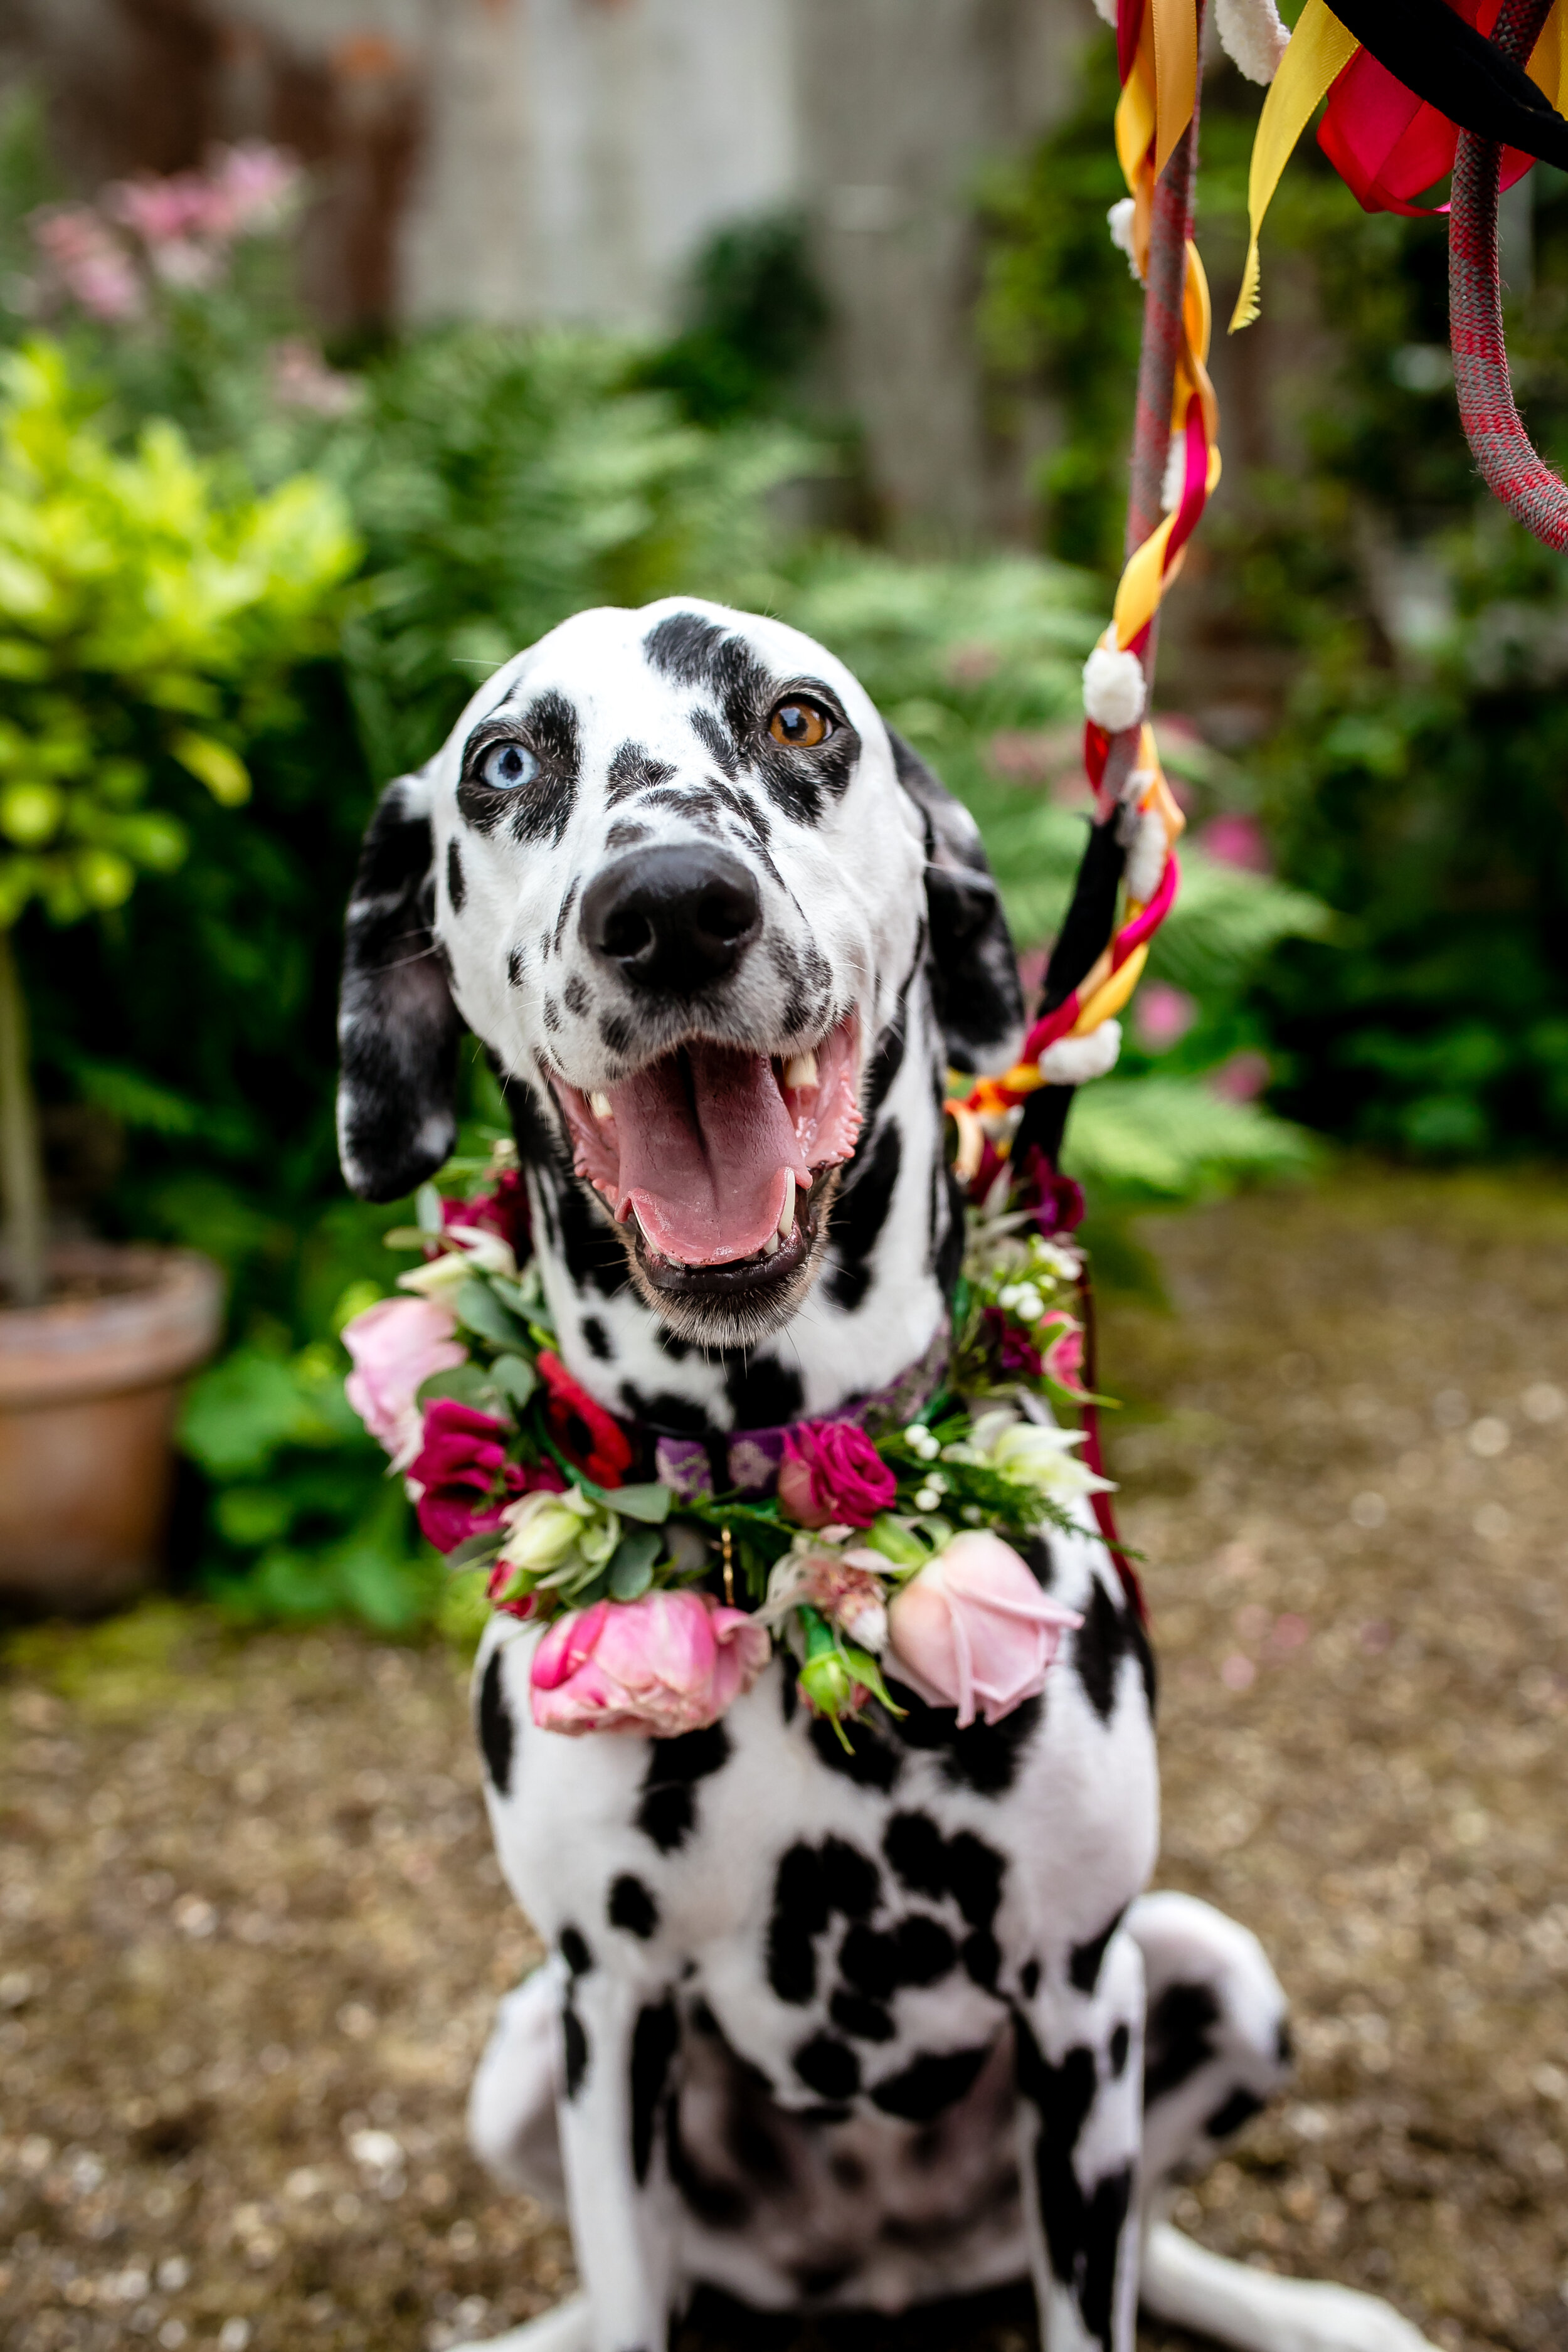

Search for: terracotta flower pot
xmin=0 ymin=1244 xmax=225 ymax=1614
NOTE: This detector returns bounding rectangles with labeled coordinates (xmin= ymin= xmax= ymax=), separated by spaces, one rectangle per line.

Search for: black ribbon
xmin=1327 ymin=0 xmax=1568 ymax=167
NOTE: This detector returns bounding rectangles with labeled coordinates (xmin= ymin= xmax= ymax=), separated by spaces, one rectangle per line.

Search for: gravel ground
xmin=3 ymin=1167 xmax=1567 ymax=2352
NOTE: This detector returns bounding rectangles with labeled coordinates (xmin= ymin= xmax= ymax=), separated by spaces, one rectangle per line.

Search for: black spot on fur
xmin=962 ymin=1931 xmax=1000 ymax=1990
xmin=883 ymin=1813 xmax=1005 ymax=1930
xmin=1205 ymin=2087 xmax=1265 ymax=2140
xmin=808 ymin=1709 xmax=901 ymax=1789
xmin=721 ymin=1354 xmax=803 ymax=1427
xmin=1143 ymin=1981 xmax=1221 ymax=2106
xmin=543 ymin=993 xmax=562 ymax=1032
xmin=839 ymin=1914 xmax=957 ymax=2001
xmin=1070 ymin=1912 xmax=1125 ymax=1996
xmin=862 ymin=968 xmax=913 ymax=1124
xmin=618 ymin=1384 xmax=714 ymax=1437
xmin=609 ymin=1875 xmax=659 ymax=1939
xmin=1073 ymin=1577 xmax=1156 ymax=1723
xmin=559 ymin=1926 xmax=593 ymax=1977
xmin=793 ymin=2034 xmax=860 ymax=2101
xmin=830 ymin=1991 xmax=895 ymax=2042
xmin=607 ymin=741 xmax=675 ymax=805
xmin=563 ymin=972 xmax=590 ymax=1018
xmin=1109 ymin=2024 xmax=1130 ymax=2078
xmin=1276 ymin=2016 xmax=1294 ymax=2067
xmin=562 ymin=2003 xmax=588 ymax=2099
xmin=820 ymin=1838 xmax=881 ymax=1918
xmin=477 ymin=1650 xmax=514 ymax=1796
xmin=825 ymin=1120 xmax=901 ymax=1313
xmin=637 ymin=1722 xmax=731 ymax=1853
xmin=446 ymin=836 xmax=466 ymax=913
xmin=600 ymin=1011 xmax=635 ymax=1057
xmin=884 ymin=1680 xmax=1043 ymax=1794
xmin=1020 ymin=1959 xmax=1041 ymax=2001
xmin=645 ymin=611 xmax=729 ymax=689
xmin=1014 ymin=2016 xmax=1130 ymax=2351
xmin=768 ymin=1844 xmax=827 ymax=2003
xmin=780 ymin=1668 xmax=798 ymax=1724
xmin=630 ymin=1999 xmax=679 ymax=2185
xmin=690 ymin=703 xmax=739 ymax=778
xmin=607 ymin=820 xmax=651 ymax=850
xmin=871 ymin=2046 xmax=990 ymax=2122
xmin=581 ymin=1316 xmax=613 ymax=1361
xmin=553 ymin=876 xmax=580 ymax=955
xmin=794 ymin=2259 xmax=860 ymax=2300
xmin=935 ymin=1165 xmax=968 ymax=1297
xmin=831 ymin=2153 xmax=866 ymax=2190
xmin=551 ymin=1169 xmax=627 ymax=1300
xmin=507 ymin=943 xmax=526 ymax=988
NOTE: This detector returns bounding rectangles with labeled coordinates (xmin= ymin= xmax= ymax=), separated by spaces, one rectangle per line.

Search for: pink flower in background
xmin=206 ymin=142 xmax=300 ymax=236
xmin=531 ymin=1590 xmax=771 ymax=1737
xmin=406 ymin=1399 xmax=563 ymax=1554
xmin=342 ymin=1295 xmax=466 ymax=1468
xmin=30 ymin=206 xmax=143 ymax=321
xmin=1199 ymin=813 xmax=1271 ymax=874
xmin=1208 ymin=1050 xmax=1271 ymax=1103
xmin=778 ymin=1421 xmax=897 ymax=1529
xmin=1134 ymin=982 xmax=1197 ymax=1052
xmin=886 ymin=1530 xmax=1081 ymax=1728
xmin=270 ymin=337 xmax=361 ymax=417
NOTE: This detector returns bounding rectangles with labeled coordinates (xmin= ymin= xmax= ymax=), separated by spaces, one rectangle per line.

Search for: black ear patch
xmin=337 ymin=772 xmax=465 ymax=1202
xmin=889 ymin=729 xmax=1024 ymax=1074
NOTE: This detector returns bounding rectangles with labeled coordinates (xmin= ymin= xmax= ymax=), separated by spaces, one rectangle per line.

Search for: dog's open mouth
xmin=553 ymin=1015 xmax=861 ymax=1298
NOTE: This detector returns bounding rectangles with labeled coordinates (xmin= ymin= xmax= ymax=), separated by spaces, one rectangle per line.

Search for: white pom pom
xmin=1039 ymin=1019 xmax=1123 ymax=1087
xmin=1216 ymin=0 xmax=1290 ymax=84
xmin=1083 ymin=644 xmax=1145 ymax=734
xmin=1107 ymin=197 xmax=1142 ymax=282
xmin=1124 ymin=807 xmax=1168 ymax=906
xmin=1089 ymin=0 xmax=1118 ymax=24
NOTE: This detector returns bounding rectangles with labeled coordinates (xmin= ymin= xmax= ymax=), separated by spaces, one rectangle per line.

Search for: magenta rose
xmin=1041 ymin=1316 xmax=1089 ymax=1399
xmin=777 ymin=1420 xmax=897 ymax=1530
xmin=406 ymin=1399 xmax=563 ymax=1554
xmin=980 ymin=1306 xmax=1044 ymax=1381
xmin=342 ymin=1296 xmax=467 ymax=1469
xmin=531 ymin=1590 xmax=771 ymax=1737
xmin=886 ymin=1530 xmax=1081 ymax=1728
xmin=440 ymin=1167 xmax=531 ymax=1260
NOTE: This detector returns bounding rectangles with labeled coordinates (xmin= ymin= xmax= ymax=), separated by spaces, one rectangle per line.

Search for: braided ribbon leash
xmin=1450 ymin=0 xmax=1568 ymax=546
xmin=950 ymin=0 xmax=1210 ymax=1160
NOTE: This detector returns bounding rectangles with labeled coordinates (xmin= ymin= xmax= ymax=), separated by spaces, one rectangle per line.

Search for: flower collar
xmin=342 ymin=1138 xmax=1117 ymax=1745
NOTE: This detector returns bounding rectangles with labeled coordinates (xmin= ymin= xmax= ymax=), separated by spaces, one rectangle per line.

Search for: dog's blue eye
xmin=482 ymin=742 xmax=537 ymax=789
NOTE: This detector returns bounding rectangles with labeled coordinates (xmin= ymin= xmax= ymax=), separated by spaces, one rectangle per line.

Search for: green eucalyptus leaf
xmin=417 ymin=1362 xmax=501 ymax=1411
xmin=452 ymin=1278 xmax=529 ymax=1348
xmin=575 ymin=1476 xmax=672 ymax=1523
xmin=447 ymin=1531 xmax=504 ymax=1569
xmin=607 ymin=1527 xmax=661 ymax=1599
xmin=490 ymin=1353 xmax=539 ymax=1409
xmin=416 ymin=1183 xmax=444 ymax=1234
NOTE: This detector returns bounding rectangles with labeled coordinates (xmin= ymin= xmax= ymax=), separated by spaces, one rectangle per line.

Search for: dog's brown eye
xmin=769 ymin=700 xmax=832 ymax=749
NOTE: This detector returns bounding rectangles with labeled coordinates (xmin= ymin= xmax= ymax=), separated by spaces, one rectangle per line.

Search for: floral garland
xmin=342 ymin=1144 xmax=1111 ymax=1745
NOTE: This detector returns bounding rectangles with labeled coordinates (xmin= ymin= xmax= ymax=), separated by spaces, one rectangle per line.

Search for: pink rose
xmin=343 ymin=1295 xmax=467 ymax=1468
xmin=778 ymin=1421 xmax=897 ymax=1529
xmin=407 ymin=1399 xmax=563 ymax=1555
xmin=531 ymin=1591 xmax=771 ymax=1737
xmin=886 ymin=1530 xmax=1082 ymax=1728
xmin=1041 ymin=1316 xmax=1090 ymax=1400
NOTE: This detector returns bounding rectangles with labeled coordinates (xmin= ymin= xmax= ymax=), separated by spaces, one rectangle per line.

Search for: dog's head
xmin=337 ymin=598 xmax=1021 ymax=1347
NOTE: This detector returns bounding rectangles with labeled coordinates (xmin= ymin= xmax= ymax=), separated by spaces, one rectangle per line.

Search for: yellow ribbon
xmin=1152 ymin=0 xmax=1200 ymax=176
xmin=1528 ymin=0 xmax=1568 ymax=114
xmin=1230 ymin=0 xmax=1360 ymax=333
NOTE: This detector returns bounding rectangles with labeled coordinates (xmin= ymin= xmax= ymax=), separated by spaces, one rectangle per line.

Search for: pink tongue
xmin=609 ymin=1043 xmax=810 ymax=1265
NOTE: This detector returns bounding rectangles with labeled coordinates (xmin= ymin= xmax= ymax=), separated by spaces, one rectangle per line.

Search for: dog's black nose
xmin=580 ymin=845 xmax=761 ymax=992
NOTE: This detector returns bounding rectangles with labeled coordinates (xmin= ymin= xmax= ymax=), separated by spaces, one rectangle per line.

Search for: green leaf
xmin=416 ymin=1183 xmax=443 ymax=1234
xmin=576 ymin=1476 xmax=672 ymax=1523
xmin=452 ymin=1277 xmax=529 ymax=1348
xmin=490 ymin=1352 xmax=539 ymax=1409
xmin=607 ymin=1527 xmax=661 ymax=1599
xmin=171 ymin=729 xmax=251 ymax=807
xmin=417 ymin=1361 xmax=501 ymax=1411
xmin=447 ymin=1530 xmax=504 ymax=1569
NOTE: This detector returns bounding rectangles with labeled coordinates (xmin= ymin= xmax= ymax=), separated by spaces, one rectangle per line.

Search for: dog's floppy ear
xmin=889 ymin=727 xmax=1024 ymax=1073
xmin=337 ymin=768 xmax=465 ymax=1202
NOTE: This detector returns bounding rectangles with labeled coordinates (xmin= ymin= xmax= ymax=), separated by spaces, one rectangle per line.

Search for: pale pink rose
xmin=801 ymin=1548 xmax=889 ymax=1651
xmin=342 ymin=1295 xmax=467 ymax=1468
xmin=1199 ymin=813 xmax=1271 ymax=873
xmin=886 ymin=1530 xmax=1081 ymax=1728
xmin=531 ymin=1591 xmax=771 ymax=1738
xmin=1133 ymin=981 xmax=1197 ymax=1051
xmin=1207 ymin=1049 xmax=1271 ymax=1103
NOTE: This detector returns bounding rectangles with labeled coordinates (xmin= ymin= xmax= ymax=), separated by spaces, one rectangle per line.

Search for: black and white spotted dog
xmin=337 ymin=600 xmax=1431 ymax=2352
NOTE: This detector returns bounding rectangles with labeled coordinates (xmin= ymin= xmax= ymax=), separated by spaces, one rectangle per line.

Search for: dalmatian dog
xmin=337 ymin=600 xmax=1433 ymax=2352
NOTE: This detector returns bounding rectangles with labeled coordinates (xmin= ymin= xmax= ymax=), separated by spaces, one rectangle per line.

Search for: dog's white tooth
xmin=782 ymin=1051 xmax=818 ymax=1089
xmin=763 ymin=1232 xmax=780 ymax=1259
xmin=589 ymin=1091 xmax=612 ymax=1120
xmin=777 ymin=1170 xmax=796 ymax=1241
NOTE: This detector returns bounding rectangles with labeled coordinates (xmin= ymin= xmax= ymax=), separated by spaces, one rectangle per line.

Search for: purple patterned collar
xmin=646 ymin=1316 xmax=951 ymax=1505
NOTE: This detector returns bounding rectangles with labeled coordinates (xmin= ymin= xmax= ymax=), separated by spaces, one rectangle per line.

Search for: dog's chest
xmin=474 ymin=1532 xmax=1158 ymax=2120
